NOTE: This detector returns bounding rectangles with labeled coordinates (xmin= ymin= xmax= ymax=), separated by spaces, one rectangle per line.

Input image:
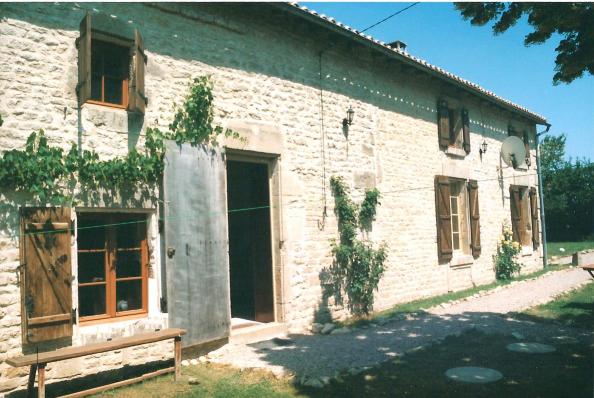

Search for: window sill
xmin=445 ymin=147 xmax=466 ymax=158
xmin=450 ymin=254 xmax=473 ymax=267
xmin=79 ymin=311 xmax=148 ymax=326
xmin=86 ymin=100 xmax=128 ymax=110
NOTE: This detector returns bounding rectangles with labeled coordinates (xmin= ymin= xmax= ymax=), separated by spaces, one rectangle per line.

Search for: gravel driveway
xmin=209 ymin=267 xmax=593 ymax=379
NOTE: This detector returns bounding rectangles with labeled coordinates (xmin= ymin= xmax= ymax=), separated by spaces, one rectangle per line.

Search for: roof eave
xmin=273 ymin=3 xmax=547 ymax=125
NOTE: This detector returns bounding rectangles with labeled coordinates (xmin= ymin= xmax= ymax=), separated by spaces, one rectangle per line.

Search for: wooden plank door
xmin=163 ymin=141 xmax=230 ymax=347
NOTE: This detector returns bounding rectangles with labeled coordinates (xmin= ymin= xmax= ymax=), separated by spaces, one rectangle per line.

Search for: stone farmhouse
xmin=0 ymin=3 xmax=547 ymax=394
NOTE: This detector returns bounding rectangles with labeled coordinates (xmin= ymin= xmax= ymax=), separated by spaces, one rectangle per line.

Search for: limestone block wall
xmin=0 ymin=2 xmax=544 ymax=393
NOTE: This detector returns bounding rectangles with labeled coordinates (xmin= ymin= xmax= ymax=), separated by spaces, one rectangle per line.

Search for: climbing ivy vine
xmin=329 ymin=176 xmax=388 ymax=317
xmin=0 ymin=76 xmax=237 ymax=202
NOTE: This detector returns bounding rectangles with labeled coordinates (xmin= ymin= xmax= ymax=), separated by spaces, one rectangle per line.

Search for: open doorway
xmin=226 ymin=160 xmax=274 ymax=324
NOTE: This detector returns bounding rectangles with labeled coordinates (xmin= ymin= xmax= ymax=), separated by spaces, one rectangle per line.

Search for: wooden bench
xmin=7 ymin=328 xmax=186 ymax=398
xmin=581 ymin=264 xmax=594 ymax=279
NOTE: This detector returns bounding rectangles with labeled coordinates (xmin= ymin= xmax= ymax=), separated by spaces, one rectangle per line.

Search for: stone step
xmin=229 ymin=322 xmax=288 ymax=345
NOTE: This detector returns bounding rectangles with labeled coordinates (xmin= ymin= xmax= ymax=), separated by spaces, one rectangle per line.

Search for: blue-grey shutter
xmin=164 ymin=140 xmax=230 ymax=347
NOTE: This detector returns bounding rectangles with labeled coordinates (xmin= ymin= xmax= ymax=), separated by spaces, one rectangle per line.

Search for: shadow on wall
xmin=1 ymin=2 xmax=474 ymax=130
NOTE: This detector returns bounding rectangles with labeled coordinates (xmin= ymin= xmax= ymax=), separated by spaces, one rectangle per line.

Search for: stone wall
xmin=0 ymin=2 xmax=543 ymax=393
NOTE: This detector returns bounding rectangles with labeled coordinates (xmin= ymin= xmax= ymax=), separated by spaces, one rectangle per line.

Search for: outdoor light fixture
xmin=343 ymin=106 xmax=355 ymax=127
xmin=479 ymin=139 xmax=488 ymax=155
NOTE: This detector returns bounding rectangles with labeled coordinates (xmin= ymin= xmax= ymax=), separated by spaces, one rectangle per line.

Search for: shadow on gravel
xmin=249 ymin=312 xmax=593 ymax=398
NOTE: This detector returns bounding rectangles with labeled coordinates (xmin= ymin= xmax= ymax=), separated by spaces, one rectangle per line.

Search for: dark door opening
xmin=226 ymin=160 xmax=274 ymax=323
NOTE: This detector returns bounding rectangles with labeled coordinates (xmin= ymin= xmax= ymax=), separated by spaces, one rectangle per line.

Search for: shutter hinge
xmin=160 ymin=297 xmax=168 ymax=313
xmin=158 ymin=219 xmax=164 ymax=234
xmin=72 ymin=308 xmax=78 ymax=324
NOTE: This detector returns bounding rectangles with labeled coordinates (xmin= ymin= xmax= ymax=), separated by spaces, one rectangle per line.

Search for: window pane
xmin=116 ymin=251 xmax=142 ymax=278
xmin=452 ymin=233 xmax=460 ymax=250
xmin=116 ymin=217 xmax=145 ymax=249
xmin=78 ymin=252 xmax=106 ymax=283
xmin=91 ymin=74 xmax=102 ymax=101
xmin=79 ymin=285 xmax=106 ymax=317
xmin=451 ymin=215 xmax=459 ymax=232
xmin=450 ymin=197 xmax=458 ymax=214
xmin=116 ymin=280 xmax=142 ymax=312
xmin=77 ymin=217 xmax=106 ymax=250
xmin=104 ymin=76 xmax=123 ymax=105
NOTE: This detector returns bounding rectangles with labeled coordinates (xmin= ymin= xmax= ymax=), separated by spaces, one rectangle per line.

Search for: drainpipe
xmin=536 ymin=123 xmax=551 ymax=267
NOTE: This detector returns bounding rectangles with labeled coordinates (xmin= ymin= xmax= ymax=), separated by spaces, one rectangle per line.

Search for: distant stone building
xmin=0 ymin=3 xmax=546 ymax=394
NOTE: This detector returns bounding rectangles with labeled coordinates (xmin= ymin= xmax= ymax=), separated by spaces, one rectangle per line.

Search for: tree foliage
xmin=455 ymin=2 xmax=594 ymax=84
xmin=540 ymin=134 xmax=594 ymax=241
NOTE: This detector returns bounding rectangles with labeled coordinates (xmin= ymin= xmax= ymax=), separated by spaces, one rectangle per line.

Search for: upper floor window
xmin=437 ymin=99 xmax=470 ymax=155
xmin=508 ymin=126 xmax=532 ymax=167
xmin=77 ymin=13 xmax=147 ymax=113
xmin=90 ymin=40 xmax=130 ymax=108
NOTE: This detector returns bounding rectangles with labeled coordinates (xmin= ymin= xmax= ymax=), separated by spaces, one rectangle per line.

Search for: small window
xmin=437 ymin=99 xmax=470 ymax=154
xmin=78 ymin=13 xmax=146 ymax=113
xmin=449 ymin=108 xmax=463 ymax=149
xmin=449 ymin=180 xmax=470 ymax=254
xmin=89 ymin=40 xmax=130 ymax=108
xmin=77 ymin=213 xmax=148 ymax=322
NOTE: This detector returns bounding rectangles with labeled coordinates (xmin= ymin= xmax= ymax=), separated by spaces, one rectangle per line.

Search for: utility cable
xmin=18 ymin=171 xmax=545 ymax=238
xmin=360 ymin=2 xmax=420 ymax=34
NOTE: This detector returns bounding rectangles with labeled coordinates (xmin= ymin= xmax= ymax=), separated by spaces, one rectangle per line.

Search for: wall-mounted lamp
xmin=479 ymin=139 xmax=488 ymax=156
xmin=342 ymin=106 xmax=355 ymax=127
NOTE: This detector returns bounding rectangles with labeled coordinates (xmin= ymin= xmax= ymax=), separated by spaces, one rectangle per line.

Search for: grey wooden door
xmin=164 ymin=140 xmax=230 ymax=347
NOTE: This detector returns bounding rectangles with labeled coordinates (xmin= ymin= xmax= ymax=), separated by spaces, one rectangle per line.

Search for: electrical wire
xmin=360 ymin=3 xmax=420 ymax=34
xmin=17 ymin=171 xmax=543 ymax=238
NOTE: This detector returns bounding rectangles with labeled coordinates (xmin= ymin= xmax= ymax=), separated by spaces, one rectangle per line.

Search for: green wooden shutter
xmin=21 ymin=207 xmax=73 ymax=344
xmin=435 ymin=176 xmax=452 ymax=262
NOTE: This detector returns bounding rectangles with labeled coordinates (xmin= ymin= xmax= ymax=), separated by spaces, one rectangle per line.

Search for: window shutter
xmin=461 ymin=109 xmax=470 ymax=154
xmin=128 ymin=29 xmax=147 ymax=114
xmin=523 ymin=131 xmax=531 ymax=167
xmin=77 ymin=13 xmax=92 ymax=106
xmin=529 ymin=187 xmax=540 ymax=248
xmin=468 ymin=180 xmax=481 ymax=257
xmin=437 ymin=100 xmax=450 ymax=150
xmin=20 ymin=207 xmax=73 ymax=344
xmin=435 ymin=176 xmax=452 ymax=262
xmin=509 ymin=185 xmax=522 ymax=243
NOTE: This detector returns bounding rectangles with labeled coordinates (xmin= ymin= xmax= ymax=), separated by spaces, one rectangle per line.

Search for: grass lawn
xmin=90 ymin=328 xmax=592 ymax=398
xmin=517 ymin=280 xmax=594 ymax=330
xmin=547 ymin=241 xmax=594 ymax=259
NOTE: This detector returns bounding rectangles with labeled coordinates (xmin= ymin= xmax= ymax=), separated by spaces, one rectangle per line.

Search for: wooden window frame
xmin=77 ymin=213 xmax=148 ymax=324
xmin=449 ymin=179 xmax=471 ymax=255
xmin=87 ymin=36 xmax=132 ymax=110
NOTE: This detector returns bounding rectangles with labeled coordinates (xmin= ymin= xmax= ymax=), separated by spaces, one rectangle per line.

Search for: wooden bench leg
xmin=27 ymin=364 xmax=37 ymax=398
xmin=37 ymin=363 xmax=46 ymax=398
xmin=174 ymin=336 xmax=182 ymax=381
